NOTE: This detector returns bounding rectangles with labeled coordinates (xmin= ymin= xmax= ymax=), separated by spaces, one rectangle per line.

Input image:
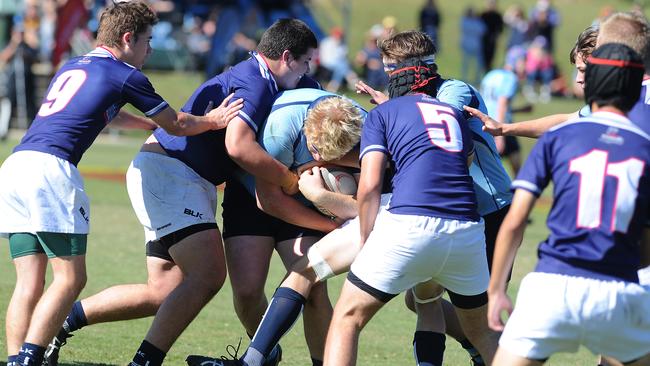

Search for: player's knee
xmin=232 ymin=281 xmax=265 ymax=304
xmin=404 ymin=290 xmax=416 ymax=312
xmin=305 ymin=282 xmax=330 ymax=307
xmin=306 ymin=247 xmax=335 ymax=282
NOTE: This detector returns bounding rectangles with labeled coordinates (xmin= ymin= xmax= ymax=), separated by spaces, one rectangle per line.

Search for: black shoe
xmin=470 ymin=353 xmax=485 ymax=366
xmin=186 ymin=339 xmax=243 ymax=366
xmin=185 ymin=355 xmax=242 ymax=366
xmin=43 ymin=328 xmax=73 ymax=366
xmin=262 ymin=344 xmax=282 ymax=366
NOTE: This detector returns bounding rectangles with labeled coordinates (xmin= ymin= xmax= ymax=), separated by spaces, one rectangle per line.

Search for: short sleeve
xmin=511 ymin=133 xmax=552 ymax=196
xmin=233 ymin=77 xmax=274 ymax=134
xmin=122 ymin=70 xmax=168 ymax=117
xmin=360 ymin=108 xmax=388 ymax=161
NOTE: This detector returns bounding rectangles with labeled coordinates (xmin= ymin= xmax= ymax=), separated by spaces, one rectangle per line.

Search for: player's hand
xmin=204 ymin=93 xmax=243 ymax=130
xmin=487 ymin=290 xmax=513 ymax=331
xmin=356 ymin=80 xmax=389 ymax=105
xmin=463 ymin=105 xmax=505 ymax=136
xmin=298 ymin=166 xmax=327 ymax=202
xmin=281 ymin=170 xmax=299 ymax=195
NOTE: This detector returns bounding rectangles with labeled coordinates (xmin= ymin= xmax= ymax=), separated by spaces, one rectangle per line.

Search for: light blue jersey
xmin=237 ymin=88 xmax=366 ymax=196
xmin=435 ymin=78 xmax=513 ymax=215
xmin=480 ymin=69 xmax=518 ymax=123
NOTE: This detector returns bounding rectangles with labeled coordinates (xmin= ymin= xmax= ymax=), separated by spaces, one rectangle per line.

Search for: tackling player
xmin=187 ymin=88 xmax=366 ymax=366
xmin=43 ymin=18 xmax=319 ymax=366
xmin=0 ymin=2 xmax=237 ymax=366
xmin=488 ymin=42 xmax=650 ymax=366
xmin=324 ymin=57 xmax=495 ymax=366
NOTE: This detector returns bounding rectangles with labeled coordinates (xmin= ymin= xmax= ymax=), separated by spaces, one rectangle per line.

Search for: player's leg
xmin=275 ymin=234 xmax=330 ymax=366
xmin=323 ymin=278 xmax=385 ymax=366
xmin=491 ymin=348 xmax=544 ymax=366
xmin=15 ymin=233 xmax=87 ymax=366
xmin=6 ymin=233 xmax=47 ymax=362
xmin=411 ymin=281 xmax=447 ymax=366
xmin=130 ymin=227 xmax=226 ymax=366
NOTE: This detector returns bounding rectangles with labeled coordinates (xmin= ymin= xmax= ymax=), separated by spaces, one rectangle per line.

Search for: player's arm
xmin=487 ymin=189 xmax=537 ymax=331
xmin=464 ymin=105 xmax=576 ymax=138
xmin=110 ymin=110 xmax=157 ymax=130
xmin=299 ymin=166 xmax=358 ymax=220
xmin=358 ymin=151 xmax=386 ymax=246
xmin=493 ymin=96 xmax=509 ymax=153
xmin=255 ymin=178 xmax=339 ymax=232
xmin=151 ymin=94 xmax=243 ymax=136
xmin=226 ymin=118 xmax=299 ymax=194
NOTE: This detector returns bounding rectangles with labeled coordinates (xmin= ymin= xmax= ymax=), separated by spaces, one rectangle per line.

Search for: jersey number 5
xmin=38 ymin=70 xmax=87 ymax=117
xmin=417 ymin=102 xmax=463 ymax=152
xmin=569 ymin=149 xmax=645 ymax=232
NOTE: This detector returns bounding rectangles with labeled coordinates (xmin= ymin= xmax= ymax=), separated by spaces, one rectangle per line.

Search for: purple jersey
xmin=513 ymin=112 xmax=650 ymax=283
xmin=360 ymin=94 xmax=478 ymax=221
xmin=628 ymin=78 xmax=650 ymax=135
xmin=154 ymin=52 xmax=319 ymax=185
xmin=15 ymin=48 xmax=168 ymax=166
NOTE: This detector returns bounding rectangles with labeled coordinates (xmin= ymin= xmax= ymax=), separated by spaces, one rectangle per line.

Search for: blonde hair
xmin=303 ymin=97 xmax=363 ymax=161
xmin=598 ymin=12 xmax=650 ymax=72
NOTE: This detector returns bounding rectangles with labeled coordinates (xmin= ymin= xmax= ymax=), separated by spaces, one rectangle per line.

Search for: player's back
xmin=361 ymin=93 xmax=478 ymax=221
xmin=16 ymin=48 xmax=167 ymax=166
xmin=516 ymin=111 xmax=650 ymax=282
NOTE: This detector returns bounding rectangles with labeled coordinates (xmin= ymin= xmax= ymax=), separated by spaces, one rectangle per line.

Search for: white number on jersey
xmin=417 ymin=102 xmax=463 ymax=152
xmin=569 ymin=149 xmax=645 ymax=232
xmin=38 ymin=69 xmax=87 ymax=117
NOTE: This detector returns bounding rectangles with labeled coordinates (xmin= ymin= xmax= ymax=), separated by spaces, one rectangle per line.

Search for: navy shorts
xmin=502 ymin=136 xmax=521 ymax=157
xmin=222 ymin=179 xmax=325 ymax=242
xmin=483 ymin=204 xmax=512 ymax=281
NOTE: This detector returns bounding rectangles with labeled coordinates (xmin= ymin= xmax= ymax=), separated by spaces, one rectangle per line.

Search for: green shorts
xmin=9 ymin=232 xmax=87 ymax=259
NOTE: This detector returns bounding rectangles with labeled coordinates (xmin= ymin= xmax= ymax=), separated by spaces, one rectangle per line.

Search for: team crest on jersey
xmin=77 ymin=57 xmax=92 ymax=65
xmin=599 ymin=127 xmax=624 ymax=145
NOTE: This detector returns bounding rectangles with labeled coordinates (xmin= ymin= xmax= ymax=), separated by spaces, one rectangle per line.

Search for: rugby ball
xmin=319 ymin=166 xmax=357 ymax=195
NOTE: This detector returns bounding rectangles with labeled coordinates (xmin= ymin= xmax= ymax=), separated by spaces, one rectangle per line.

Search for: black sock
xmin=15 ymin=343 xmax=46 ymax=366
xmin=413 ymin=331 xmax=446 ymax=366
xmin=459 ymin=338 xmax=484 ymax=365
xmin=8 ymin=354 xmax=17 ymax=366
xmin=247 ymin=287 xmax=305 ymax=358
xmin=64 ymin=301 xmax=88 ymax=332
xmin=130 ymin=340 xmax=166 ymax=366
xmin=311 ymin=358 xmax=323 ymax=366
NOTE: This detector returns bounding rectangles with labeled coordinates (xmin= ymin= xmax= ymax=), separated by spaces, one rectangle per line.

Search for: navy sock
xmin=459 ymin=338 xmax=484 ymax=365
xmin=247 ymin=287 xmax=306 ymax=358
xmin=8 ymin=354 xmax=17 ymax=366
xmin=413 ymin=331 xmax=445 ymax=366
xmin=311 ymin=358 xmax=323 ymax=366
xmin=64 ymin=301 xmax=88 ymax=332
xmin=15 ymin=343 xmax=46 ymax=366
xmin=130 ymin=340 xmax=166 ymax=366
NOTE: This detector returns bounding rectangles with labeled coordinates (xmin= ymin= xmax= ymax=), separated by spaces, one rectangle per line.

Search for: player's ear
xmin=122 ymin=31 xmax=134 ymax=48
xmin=281 ymin=50 xmax=293 ymax=65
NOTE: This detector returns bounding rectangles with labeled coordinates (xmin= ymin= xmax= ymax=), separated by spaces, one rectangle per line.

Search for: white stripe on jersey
xmin=512 ymin=179 xmax=542 ymax=196
xmin=360 ymin=144 xmax=388 ymax=159
xmin=550 ymin=111 xmax=650 ymax=141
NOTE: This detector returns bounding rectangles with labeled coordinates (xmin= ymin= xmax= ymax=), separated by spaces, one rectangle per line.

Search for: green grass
xmin=0 ymin=0 xmax=637 ymax=363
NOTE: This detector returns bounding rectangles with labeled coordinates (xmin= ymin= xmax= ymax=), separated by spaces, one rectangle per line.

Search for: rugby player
xmin=0 ymin=2 xmax=237 ymax=366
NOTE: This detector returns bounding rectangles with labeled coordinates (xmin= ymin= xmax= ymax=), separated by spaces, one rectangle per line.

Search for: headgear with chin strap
xmin=387 ymin=57 xmax=440 ymax=99
xmin=584 ymin=43 xmax=644 ymax=112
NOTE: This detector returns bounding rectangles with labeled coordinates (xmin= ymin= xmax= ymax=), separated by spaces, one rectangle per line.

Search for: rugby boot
xmin=185 ymin=355 xmax=242 ymax=366
xmin=42 ymin=328 xmax=73 ymax=366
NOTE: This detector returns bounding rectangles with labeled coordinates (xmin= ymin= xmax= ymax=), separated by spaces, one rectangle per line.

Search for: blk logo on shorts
xmin=184 ymin=208 xmax=203 ymax=219
xmin=79 ymin=207 xmax=89 ymax=222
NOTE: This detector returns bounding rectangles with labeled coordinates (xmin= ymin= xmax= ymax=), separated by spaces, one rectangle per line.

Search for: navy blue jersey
xmin=628 ymin=78 xmax=650 ymax=135
xmin=360 ymin=94 xmax=479 ymax=221
xmin=513 ymin=112 xmax=650 ymax=283
xmin=15 ymin=48 xmax=168 ymax=166
xmin=154 ymin=52 xmax=319 ymax=185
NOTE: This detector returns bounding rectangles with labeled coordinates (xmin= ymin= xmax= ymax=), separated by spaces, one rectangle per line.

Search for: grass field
xmin=0 ymin=0 xmax=641 ymax=364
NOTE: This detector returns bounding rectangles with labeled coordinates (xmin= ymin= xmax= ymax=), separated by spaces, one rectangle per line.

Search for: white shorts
xmin=0 ymin=150 xmax=90 ymax=237
xmin=350 ymin=209 xmax=488 ymax=297
xmin=126 ymin=152 xmax=218 ymax=243
xmin=500 ymin=272 xmax=650 ymax=362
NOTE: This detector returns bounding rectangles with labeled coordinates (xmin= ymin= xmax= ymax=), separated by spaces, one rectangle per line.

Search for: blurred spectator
xmin=528 ymin=0 xmax=560 ymax=52
xmin=0 ymin=21 xmax=38 ymax=124
xmin=52 ymin=0 xmax=88 ymax=67
xmin=318 ymin=26 xmax=358 ymax=92
xmin=0 ymin=0 xmax=21 ymax=48
xmin=523 ymin=36 xmax=554 ymax=103
xmin=592 ymin=5 xmax=614 ymax=26
xmin=480 ymin=0 xmax=503 ymax=72
xmin=419 ymin=0 xmax=441 ymax=50
xmin=503 ymin=4 xmax=529 ymax=50
xmin=381 ymin=16 xmax=398 ymax=39
xmin=460 ymin=6 xmax=486 ymax=85
xmin=355 ymin=24 xmax=388 ymax=91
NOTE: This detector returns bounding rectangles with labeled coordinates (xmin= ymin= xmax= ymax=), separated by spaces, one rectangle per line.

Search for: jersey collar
xmin=251 ymin=51 xmax=278 ymax=94
xmin=86 ymin=47 xmax=118 ymax=60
